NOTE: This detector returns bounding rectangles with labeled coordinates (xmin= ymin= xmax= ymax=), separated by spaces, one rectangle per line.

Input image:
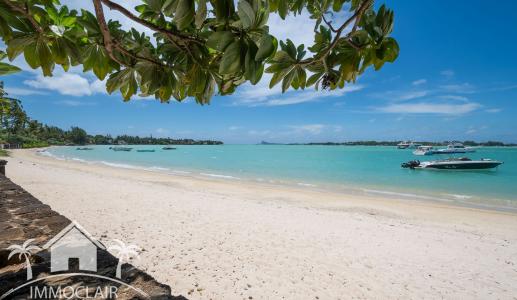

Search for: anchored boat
xmin=397 ymin=141 xmax=422 ymax=149
xmin=111 ymin=146 xmax=133 ymax=152
xmin=401 ymin=157 xmax=503 ymax=170
xmin=162 ymin=146 xmax=177 ymax=150
xmin=434 ymin=143 xmax=476 ymax=154
xmin=136 ymin=149 xmax=155 ymax=152
xmin=413 ymin=146 xmax=435 ymax=156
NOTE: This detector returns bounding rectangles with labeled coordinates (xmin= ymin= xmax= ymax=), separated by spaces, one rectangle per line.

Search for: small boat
xmin=76 ymin=147 xmax=93 ymax=150
xmin=162 ymin=146 xmax=177 ymax=150
xmin=136 ymin=149 xmax=155 ymax=152
xmin=413 ymin=146 xmax=434 ymax=156
xmin=434 ymin=143 xmax=476 ymax=154
xmin=111 ymin=146 xmax=133 ymax=152
xmin=397 ymin=141 xmax=422 ymax=149
xmin=401 ymin=157 xmax=502 ymax=170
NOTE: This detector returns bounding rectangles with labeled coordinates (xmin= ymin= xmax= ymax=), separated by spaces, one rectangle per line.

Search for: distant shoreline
xmin=259 ymin=140 xmax=517 ymax=146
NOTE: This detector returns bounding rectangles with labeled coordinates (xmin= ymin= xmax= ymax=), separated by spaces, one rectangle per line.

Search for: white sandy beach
xmin=4 ymin=149 xmax=517 ymax=299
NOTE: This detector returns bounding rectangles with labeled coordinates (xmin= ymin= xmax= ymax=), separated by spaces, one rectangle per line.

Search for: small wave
xmin=99 ymin=161 xmax=142 ymax=170
xmin=446 ymin=194 xmax=472 ymax=200
xmin=200 ymin=173 xmax=240 ymax=180
xmin=362 ymin=188 xmax=452 ymax=202
xmin=146 ymin=166 xmax=170 ymax=171
xmin=170 ymin=170 xmax=191 ymax=175
xmin=297 ymin=182 xmax=317 ymax=187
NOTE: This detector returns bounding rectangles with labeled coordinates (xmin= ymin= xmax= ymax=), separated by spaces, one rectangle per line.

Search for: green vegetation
xmin=0 ymin=149 xmax=8 ymax=156
xmin=0 ymin=0 xmax=398 ymax=104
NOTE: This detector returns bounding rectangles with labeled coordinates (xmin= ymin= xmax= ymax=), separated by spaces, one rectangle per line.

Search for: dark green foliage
xmin=0 ymin=0 xmax=398 ymax=104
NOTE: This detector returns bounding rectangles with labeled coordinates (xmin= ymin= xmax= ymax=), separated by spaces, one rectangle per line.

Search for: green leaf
xmin=255 ymin=34 xmax=275 ymax=61
xmin=306 ymin=72 xmax=323 ymax=87
xmin=219 ymin=41 xmax=242 ymax=74
xmin=281 ymin=68 xmax=296 ymax=92
xmin=195 ymin=0 xmax=207 ymax=28
xmin=37 ymin=39 xmax=54 ymax=76
xmin=207 ymin=31 xmax=235 ymax=52
xmin=24 ymin=43 xmax=40 ymax=69
xmin=0 ymin=62 xmax=21 ymax=75
xmin=174 ymin=0 xmax=194 ymax=30
xmin=237 ymin=0 xmax=255 ymax=29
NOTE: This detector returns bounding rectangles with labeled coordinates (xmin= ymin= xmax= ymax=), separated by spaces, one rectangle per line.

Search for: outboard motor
xmin=401 ymin=160 xmax=420 ymax=169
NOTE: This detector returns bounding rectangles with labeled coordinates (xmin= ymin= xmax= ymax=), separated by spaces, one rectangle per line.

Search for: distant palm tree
xmin=109 ymin=239 xmax=139 ymax=279
xmin=7 ymin=239 xmax=42 ymax=280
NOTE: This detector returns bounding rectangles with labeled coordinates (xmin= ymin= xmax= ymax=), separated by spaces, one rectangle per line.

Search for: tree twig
xmin=92 ymin=0 xmax=125 ymax=66
xmin=299 ymin=0 xmax=372 ymax=66
xmin=3 ymin=0 xmax=43 ymax=33
xmin=99 ymin=0 xmax=202 ymax=45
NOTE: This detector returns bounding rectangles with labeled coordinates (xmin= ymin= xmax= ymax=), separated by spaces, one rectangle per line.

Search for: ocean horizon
xmin=43 ymin=145 xmax=517 ymax=211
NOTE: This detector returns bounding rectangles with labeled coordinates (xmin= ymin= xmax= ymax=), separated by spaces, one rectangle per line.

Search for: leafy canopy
xmin=0 ymin=0 xmax=398 ymax=104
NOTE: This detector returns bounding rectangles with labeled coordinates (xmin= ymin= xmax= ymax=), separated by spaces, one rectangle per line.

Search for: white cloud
xmin=54 ymin=100 xmax=97 ymax=106
xmin=375 ymin=102 xmax=481 ymax=115
xmin=439 ymin=95 xmax=468 ymax=102
xmin=24 ymin=73 xmax=105 ymax=96
xmin=288 ymin=124 xmax=326 ymax=135
xmin=235 ymin=82 xmax=364 ymax=107
xmin=396 ymin=90 xmax=428 ymax=101
xmin=156 ymin=128 xmax=169 ymax=134
xmin=466 ymin=128 xmax=477 ymax=135
xmin=228 ymin=126 xmax=242 ymax=131
xmin=287 ymin=124 xmax=342 ymax=135
xmin=4 ymin=87 xmax=47 ymax=96
xmin=441 ymin=70 xmax=455 ymax=78
xmin=412 ymin=79 xmax=427 ymax=86
xmin=485 ymin=108 xmax=502 ymax=113
xmin=439 ymin=83 xmax=475 ymax=94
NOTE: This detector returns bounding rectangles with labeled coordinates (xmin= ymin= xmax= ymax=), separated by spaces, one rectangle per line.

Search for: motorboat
xmin=136 ymin=149 xmax=155 ymax=152
xmin=76 ymin=147 xmax=93 ymax=150
xmin=111 ymin=146 xmax=133 ymax=151
xmin=434 ymin=143 xmax=476 ymax=154
xmin=401 ymin=157 xmax=502 ymax=170
xmin=413 ymin=146 xmax=434 ymax=156
xmin=162 ymin=146 xmax=177 ymax=150
xmin=397 ymin=141 xmax=422 ymax=149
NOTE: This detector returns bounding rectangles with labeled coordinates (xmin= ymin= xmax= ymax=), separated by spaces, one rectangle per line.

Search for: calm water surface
xmin=45 ymin=145 xmax=517 ymax=210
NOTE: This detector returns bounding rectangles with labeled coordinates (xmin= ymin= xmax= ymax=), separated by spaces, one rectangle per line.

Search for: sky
xmin=1 ymin=0 xmax=517 ymax=143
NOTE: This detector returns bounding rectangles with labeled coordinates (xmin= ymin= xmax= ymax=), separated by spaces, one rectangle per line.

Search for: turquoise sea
xmin=44 ymin=145 xmax=517 ymax=211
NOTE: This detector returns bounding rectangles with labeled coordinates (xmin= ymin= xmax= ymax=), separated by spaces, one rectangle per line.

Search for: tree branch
xmin=99 ymin=0 xmax=202 ymax=44
xmin=92 ymin=0 xmax=125 ymax=66
xmin=3 ymin=1 xmax=42 ymax=33
xmin=300 ymin=0 xmax=372 ymax=66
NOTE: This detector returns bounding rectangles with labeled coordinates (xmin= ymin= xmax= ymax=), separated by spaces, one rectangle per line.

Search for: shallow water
xmin=45 ymin=145 xmax=517 ymax=210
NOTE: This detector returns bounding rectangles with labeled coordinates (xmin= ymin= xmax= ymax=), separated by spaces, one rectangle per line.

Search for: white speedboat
xmin=434 ymin=143 xmax=476 ymax=154
xmin=413 ymin=146 xmax=435 ymax=156
xmin=397 ymin=141 xmax=422 ymax=149
xmin=401 ymin=157 xmax=502 ymax=170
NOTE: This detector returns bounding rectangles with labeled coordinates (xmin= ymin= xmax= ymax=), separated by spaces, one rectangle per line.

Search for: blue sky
xmin=2 ymin=0 xmax=517 ymax=143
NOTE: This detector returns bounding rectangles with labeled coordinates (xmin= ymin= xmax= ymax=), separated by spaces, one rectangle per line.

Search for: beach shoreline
xmin=4 ymin=148 xmax=517 ymax=299
xmin=38 ymin=145 xmax=517 ymax=213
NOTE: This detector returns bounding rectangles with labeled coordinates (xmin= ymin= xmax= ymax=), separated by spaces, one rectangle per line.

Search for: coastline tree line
xmin=0 ymin=81 xmax=222 ymax=147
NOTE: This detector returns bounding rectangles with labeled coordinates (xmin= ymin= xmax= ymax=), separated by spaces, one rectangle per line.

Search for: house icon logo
xmin=2 ymin=221 xmax=148 ymax=300
xmin=42 ymin=221 xmax=106 ymax=273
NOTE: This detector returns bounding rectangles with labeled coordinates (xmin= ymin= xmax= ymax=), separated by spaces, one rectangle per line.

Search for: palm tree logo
xmin=7 ymin=239 xmax=42 ymax=280
xmin=108 ymin=239 xmax=140 ymax=279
